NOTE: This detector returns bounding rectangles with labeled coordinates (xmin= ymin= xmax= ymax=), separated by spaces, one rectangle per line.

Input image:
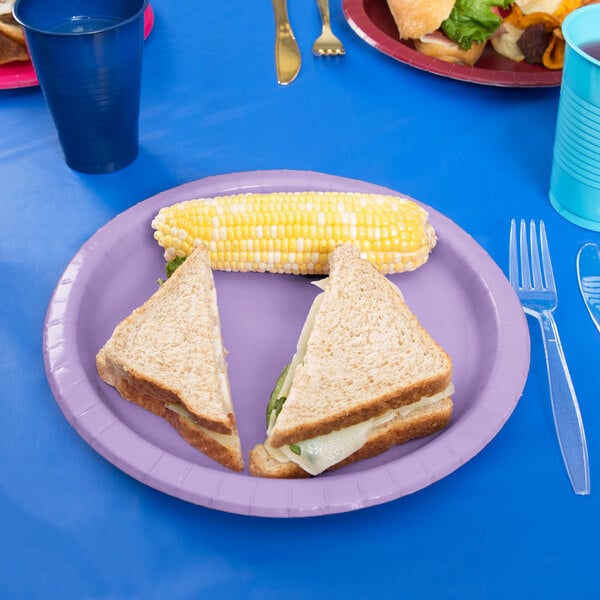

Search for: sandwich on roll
xmin=249 ymin=244 xmax=454 ymax=479
xmin=387 ymin=0 xmax=513 ymax=66
xmin=96 ymin=245 xmax=244 ymax=472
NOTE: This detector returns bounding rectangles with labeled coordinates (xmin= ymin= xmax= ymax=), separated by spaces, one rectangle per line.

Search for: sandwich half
xmin=250 ymin=244 xmax=453 ymax=478
xmin=96 ymin=245 xmax=244 ymax=472
xmin=387 ymin=0 xmax=512 ymax=66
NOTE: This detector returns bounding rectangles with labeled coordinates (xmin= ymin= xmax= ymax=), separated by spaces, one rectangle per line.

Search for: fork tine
xmin=539 ymin=220 xmax=556 ymax=292
xmin=529 ymin=220 xmax=544 ymax=290
xmin=519 ymin=219 xmax=532 ymax=289
xmin=509 ymin=218 xmax=519 ymax=288
xmin=313 ymin=0 xmax=345 ymax=56
xmin=313 ymin=35 xmax=345 ymax=56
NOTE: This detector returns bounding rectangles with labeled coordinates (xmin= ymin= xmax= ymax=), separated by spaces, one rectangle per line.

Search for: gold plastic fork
xmin=312 ymin=0 xmax=345 ymax=56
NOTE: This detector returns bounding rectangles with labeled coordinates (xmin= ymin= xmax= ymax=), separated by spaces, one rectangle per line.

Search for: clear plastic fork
xmin=509 ymin=218 xmax=590 ymax=495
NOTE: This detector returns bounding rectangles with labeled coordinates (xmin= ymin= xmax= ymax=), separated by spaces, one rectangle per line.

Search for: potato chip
xmin=491 ymin=22 xmax=525 ymax=62
xmin=543 ymin=30 xmax=566 ymax=69
xmin=505 ymin=5 xmax=560 ymax=31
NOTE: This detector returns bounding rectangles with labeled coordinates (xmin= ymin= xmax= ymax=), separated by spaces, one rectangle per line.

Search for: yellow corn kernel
xmin=150 ymin=191 xmax=436 ymax=275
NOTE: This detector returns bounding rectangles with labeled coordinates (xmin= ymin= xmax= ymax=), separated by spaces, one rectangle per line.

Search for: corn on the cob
xmin=151 ymin=191 xmax=436 ymax=275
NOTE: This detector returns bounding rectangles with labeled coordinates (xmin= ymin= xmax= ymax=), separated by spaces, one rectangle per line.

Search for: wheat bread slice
xmin=250 ymin=396 xmax=453 ymax=478
xmin=265 ymin=243 xmax=453 ymax=450
xmin=96 ymin=246 xmax=244 ymax=472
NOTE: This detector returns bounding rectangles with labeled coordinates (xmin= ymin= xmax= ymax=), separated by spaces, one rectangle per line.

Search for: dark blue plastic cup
xmin=14 ymin=0 xmax=148 ymax=174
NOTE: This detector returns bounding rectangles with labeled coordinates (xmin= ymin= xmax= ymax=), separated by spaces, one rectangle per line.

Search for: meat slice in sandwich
xmin=250 ymin=243 xmax=453 ymax=478
xmin=96 ymin=245 xmax=244 ymax=472
xmin=387 ymin=0 xmax=513 ymax=66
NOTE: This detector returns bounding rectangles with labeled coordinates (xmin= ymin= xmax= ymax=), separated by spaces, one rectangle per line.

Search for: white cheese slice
xmin=267 ymin=281 xmax=326 ymax=435
xmin=165 ymin=402 xmax=238 ymax=451
xmin=206 ymin=275 xmax=233 ymax=417
xmin=278 ymin=287 xmax=325 ymax=400
xmin=265 ymin=386 xmax=454 ymax=476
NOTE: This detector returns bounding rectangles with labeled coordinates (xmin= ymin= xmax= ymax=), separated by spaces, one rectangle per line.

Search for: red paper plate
xmin=343 ymin=0 xmax=562 ymax=87
xmin=0 ymin=3 xmax=155 ymax=90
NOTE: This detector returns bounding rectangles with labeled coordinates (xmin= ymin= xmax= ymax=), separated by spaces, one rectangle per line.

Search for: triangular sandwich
xmin=96 ymin=246 xmax=244 ymax=472
xmin=250 ymin=243 xmax=453 ymax=478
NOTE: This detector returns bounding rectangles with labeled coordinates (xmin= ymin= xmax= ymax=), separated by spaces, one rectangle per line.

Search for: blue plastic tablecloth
xmin=2 ymin=1 xmax=600 ymax=597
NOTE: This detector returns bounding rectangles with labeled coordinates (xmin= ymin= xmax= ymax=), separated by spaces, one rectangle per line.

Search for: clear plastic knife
xmin=577 ymin=242 xmax=600 ymax=332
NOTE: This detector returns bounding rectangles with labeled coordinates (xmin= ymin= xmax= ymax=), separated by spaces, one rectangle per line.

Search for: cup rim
xmin=13 ymin=0 xmax=149 ymax=36
xmin=563 ymin=4 xmax=600 ymax=67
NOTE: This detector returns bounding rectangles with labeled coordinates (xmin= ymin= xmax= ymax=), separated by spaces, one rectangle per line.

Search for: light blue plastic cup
xmin=14 ymin=0 xmax=147 ymax=174
xmin=556 ymin=117 xmax=600 ymax=163
xmin=554 ymin=142 xmax=600 ymax=186
xmin=549 ymin=4 xmax=600 ymax=230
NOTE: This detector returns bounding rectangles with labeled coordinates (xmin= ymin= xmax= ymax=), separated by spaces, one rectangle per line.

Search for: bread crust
xmin=97 ymin=352 xmax=244 ymax=472
xmin=96 ymin=351 xmax=236 ymax=435
xmin=250 ymin=397 xmax=453 ymax=478
xmin=249 ymin=445 xmax=311 ymax=478
xmin=414 ymin=38 xmax=487 ymax=66
xmin=267 ymin=372 xmax=453 ymax=448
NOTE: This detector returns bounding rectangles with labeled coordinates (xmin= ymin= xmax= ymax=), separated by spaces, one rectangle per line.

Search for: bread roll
xmin=387 ymin=0 xmax=455 ymax=40
xmin=415 ymin=35 xmax=487 ymax=66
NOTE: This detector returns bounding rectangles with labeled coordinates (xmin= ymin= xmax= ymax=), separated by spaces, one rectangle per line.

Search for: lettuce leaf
xmin=441 ymin=0 xmax=513 ymax=51
xmin=157 ymin=255 xmax=188 ymax=286
xmin=165 ymin=255 xmax=187 ymax=278
xmin=266 ymin=363 xmax=290 ymax=426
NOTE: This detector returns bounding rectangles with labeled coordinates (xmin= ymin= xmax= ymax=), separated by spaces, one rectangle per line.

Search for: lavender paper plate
xmin=43 ymin=170 xmax=530 ymax=518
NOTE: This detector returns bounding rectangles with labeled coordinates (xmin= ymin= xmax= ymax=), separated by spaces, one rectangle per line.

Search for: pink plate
xmin=43 ymin=170 xmax=530 ymax=517
xmin=0 ymin=4 xmax=155 ymax=90
xmin=343 ymin=0 xmax=563 ymax=87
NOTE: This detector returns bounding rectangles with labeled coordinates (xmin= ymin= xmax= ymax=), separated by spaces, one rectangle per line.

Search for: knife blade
xmin=577 ymin=242 xmax=600 ymax=332
xmin=272 ymin=0 xmax=301 ymax=85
